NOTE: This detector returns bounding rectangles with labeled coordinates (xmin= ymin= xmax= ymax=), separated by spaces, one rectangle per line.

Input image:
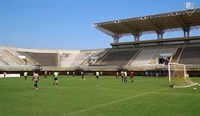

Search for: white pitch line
xmin=66 ymin=88 xmax=168 ymax=115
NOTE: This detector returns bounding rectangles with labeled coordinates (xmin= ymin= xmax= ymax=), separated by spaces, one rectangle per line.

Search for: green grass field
xmin=0 ymin=75 xmax=200 ymax=116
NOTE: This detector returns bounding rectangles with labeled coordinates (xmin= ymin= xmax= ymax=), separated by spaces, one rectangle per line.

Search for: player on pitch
xmin=124 ymin=71 xmax=128 ymax=83
xmin=121 ymin=70 xmax=124 ymax=83
xmin=116 ymin=71 xmax=119 ymax=78
xmin=81 ymin=71 xmax=85 ymax=81
xmin=24 ymin=71 xmax=28 ymax=81
xmin=130 ymin=70 xmax=134 ymax=83
xmin=96 ymin=71 xmax=99 ymax=80
xmin=53 ymin=71 xmax=59 ymax=85
xmin=32 ymin=72 xmax=39 ymax=90
xmin=44 ymin=70 xmax=48 ymax=80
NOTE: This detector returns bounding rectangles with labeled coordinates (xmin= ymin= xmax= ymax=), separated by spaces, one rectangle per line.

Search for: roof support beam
xmin=156 ymin=30 xmax=165 ymax=39
xmin=111 ymin=34 xmax=122 ymax=43
xmin=175 ymin=15 xmax=188 ymax=29
xmin=143 ymin=19 xmax=160 ymax=32
xmin=175 ymin=15 xmax=191 ymax=37
xmin=134 ymin=33 xmax=142 ymax=41
xmin=115 ymin=22 xmax=141 ymax=41
xmin=115 ymin=22 xmax=136 ymax=35
xmin=142 ymin=19 xmax=165 ymax=39
xmin=183 ymin=28 xmax=191 ymax=37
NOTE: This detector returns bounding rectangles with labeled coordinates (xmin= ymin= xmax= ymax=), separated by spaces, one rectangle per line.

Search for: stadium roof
xmin=94 ymin=8 xmax=200 ymax=38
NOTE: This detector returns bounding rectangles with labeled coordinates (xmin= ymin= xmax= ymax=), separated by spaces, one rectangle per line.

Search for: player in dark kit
xmin=81 ymin=71 xmax=85 ymax=81
xmin=44 ymin=70 xmax=48 ymax=80
xmin=121 ymin=70 xmax=124 ymax=82
xmin=130 ymin=70 xmax=134 ymax=83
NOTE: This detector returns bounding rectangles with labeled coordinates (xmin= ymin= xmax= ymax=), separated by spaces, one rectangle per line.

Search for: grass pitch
xmin=0 ymin=76 xmax=200 ymax=116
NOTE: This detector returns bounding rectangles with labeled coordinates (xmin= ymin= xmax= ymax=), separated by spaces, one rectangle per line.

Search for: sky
xmin=0 ymin=0 xmax=199 ymax=50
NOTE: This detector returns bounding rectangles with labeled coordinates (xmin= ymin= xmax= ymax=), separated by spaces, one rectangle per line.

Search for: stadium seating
xmin=130 ymin=49 xmax=157 ymax=66
xmin=178 ymin=46 xmax=200 ymax=64
xmin=99 ymin=50 xmax=139 ymax=66
xmin=1 ymin=45 xmax=200 ymax=73
xmin=22 ymin=52 xmax=57 ymax=66
xmin=88 ymin=51 xmax=109 ymax=65
xmin=161 ymin=47 xmax=177 ymax=54
xmin=0 ymin=49 xmax=19 ymax=66
xmin=60 ymin=52 xmax=79 ymax=67
xmin=148 ymin=49 xmax=162 ymax=64
xmin=145 ymin=48 xmax=177 ymax=64
xmin=16 ymin=51 xmax=38 ymax=65
xmin=0 ymin=59 xmax=7 ymax=65
xmin=70 ymin=51 xmax=95 ymax=67
xmin=6 ymin=49 xmax=27 ymax=65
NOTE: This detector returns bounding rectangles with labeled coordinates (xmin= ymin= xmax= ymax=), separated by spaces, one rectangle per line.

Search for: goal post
xmin=168 ymin=63 xmax=197 ymax=88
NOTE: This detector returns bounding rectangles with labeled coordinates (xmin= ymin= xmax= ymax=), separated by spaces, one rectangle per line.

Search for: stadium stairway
xmin=4 ymin=49 xmax=26 ymax=65
xmin=0 ymin=49 xmax=19 ymax=66
xmin=17 ymin=51 xmax=38 ymax=65
xmin=170 ymin=47 xmax=183 ymax=63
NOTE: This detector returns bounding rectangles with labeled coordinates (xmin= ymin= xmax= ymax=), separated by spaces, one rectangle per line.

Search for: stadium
xmin=1 ymin=6 xmax=200 ymax=116
xmin=1 ymin=8 xmax=200 ymax=76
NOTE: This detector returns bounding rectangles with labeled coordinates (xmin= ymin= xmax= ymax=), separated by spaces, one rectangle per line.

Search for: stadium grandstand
xmin=0 ymin=8 xmax=200 ymax=77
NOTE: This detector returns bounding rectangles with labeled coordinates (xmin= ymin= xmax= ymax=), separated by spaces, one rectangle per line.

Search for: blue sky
xmin=0 ymin=0 xmax=199 ymax=50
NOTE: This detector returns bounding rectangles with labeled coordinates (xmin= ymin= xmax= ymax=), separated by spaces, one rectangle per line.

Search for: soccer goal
xmin=168 ymin=63 xmax=197 ymax=88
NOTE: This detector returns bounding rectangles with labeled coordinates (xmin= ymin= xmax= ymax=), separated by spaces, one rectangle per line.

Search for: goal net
xmin=168 ymin=63 xmax=197 ymax=88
